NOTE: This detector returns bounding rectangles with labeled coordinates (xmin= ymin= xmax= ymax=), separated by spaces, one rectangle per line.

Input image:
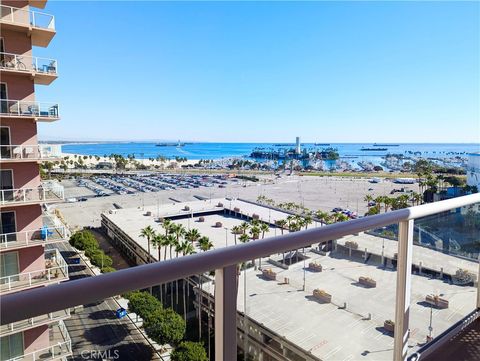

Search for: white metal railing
xmin=0 ymin=144 xmax=61 ymax=161
xmin=0 ymin=182 xmax=64 ymax=205
xmin=0 ymin=4 xmax=55 ymax=30
xmin=0 ymin=225 xmax=67 ymax=249
xmin=0 ymin=194 xmax=479 ymax=361
xmin=0 ymin=248 xmax=68 ymax=292
xmin=0 ymin=99 xmax=59 ymax=119
xmin=0 ymin=308 xmax=70 ymax=335
xmin=0 ymin=52 xmax=58 ymax=74
xmin=5 ymin=321 xmax=71 ymax=361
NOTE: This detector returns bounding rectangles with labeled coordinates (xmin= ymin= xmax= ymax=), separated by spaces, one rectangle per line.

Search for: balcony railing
xmin=0 ymin=144 xmax=61 ymax=161
xmin=0 ymin=308 xmax=70 ymax=336
xmin=0 ymin=99 xmax=59 ymax=119
xmin=4 ymin=321 xmax=72 ymax=361
xmin=0 ymin=52 xmax=58 ymax=75
xmin=0 ymin=225 xmax=67 ymax=249
xmin=0 ymin=182 xmax=64 ymax=205
xmin=0 ymin=194 xmax=479 ymax=361
xmin=0 ymin=248 xmax=68 ymax=293
xmin=0 ymin=4 xmax=55 ymax=30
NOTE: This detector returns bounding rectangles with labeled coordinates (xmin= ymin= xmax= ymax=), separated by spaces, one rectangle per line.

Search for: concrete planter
xmin=384 ymin=320 xmax=395 ymax=333
xmin=359 ymin=276 xmax=376 ymax=288
xmin=313 ymin=289 xmax=331 ymax=303
xmin=308 ymin=262 xmax=323 ymax=272
xmin=262 ymin=268 xmax=276 ymax=280
xmin=425 ymin=294 xmax=449 ymax=309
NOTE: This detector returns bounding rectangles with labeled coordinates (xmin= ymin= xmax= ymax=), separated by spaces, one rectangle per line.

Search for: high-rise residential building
xmin=0 ymin=1 xmax=71 ymax=360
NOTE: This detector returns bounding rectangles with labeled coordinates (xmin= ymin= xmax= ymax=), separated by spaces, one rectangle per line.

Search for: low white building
xmin=467 ymin=153 xmax=480 ymax=189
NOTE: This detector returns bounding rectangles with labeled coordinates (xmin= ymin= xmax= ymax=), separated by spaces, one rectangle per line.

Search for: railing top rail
xmin=0 ymin=183 xmax=63 ymax=192
xmin=1 ymin=193 xmax=479 ymax=325
xmin=0 ymin=51 xmax=57 ymax=62
xmin=0 ymin=225 xmax=65 ymax=237
xmin=0 ymin=4 xmax=54 ymax=19
xmin=0 ymin=98 xmax=58 ymax=105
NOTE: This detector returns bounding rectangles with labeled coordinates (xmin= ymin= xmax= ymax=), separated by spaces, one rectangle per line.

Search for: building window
xmin=1 ymin=211 xmax=16 ymax=243
xmin=0 ymin=251 xmax=19 ymax=284
xmin=1 ymin=332 xmax=24 ymax=360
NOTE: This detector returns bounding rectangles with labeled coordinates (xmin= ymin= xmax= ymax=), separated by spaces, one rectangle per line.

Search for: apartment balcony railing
xmin=0 ymin=5 xmax=55 ymax=47
xmin=0 ymin=225 xmax=67 ymax=250
xmin=1 ymin=194 xmax=479 ymax=361
xmin=0 ymin=4 xmax=55 ymax=29
xmin=0 ymin=144 xmax=61 ymax=162
xmin=0 ymin=52 xmax=58 ymax=85
xmin=0 ymin=308 xmax=70 ymax=337
xmin=4 ymin=321 xmax=72 ymax=361
xmin=0 ymin=182 xmax=64 ymax=206
xmin=0 ymin=99 xmax=59 ymax=121
xmin=0 ymin=248 xmax=68 ymax=294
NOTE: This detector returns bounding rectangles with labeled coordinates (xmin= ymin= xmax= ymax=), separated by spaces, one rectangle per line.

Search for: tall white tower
xmin=295 ymin=137 xmax=301 ymax=154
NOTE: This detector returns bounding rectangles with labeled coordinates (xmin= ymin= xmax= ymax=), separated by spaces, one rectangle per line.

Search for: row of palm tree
xmin=139 ymin=222 xmax=214 ymax=335
xmin=364 ymin=192 xmax=422 ymax=216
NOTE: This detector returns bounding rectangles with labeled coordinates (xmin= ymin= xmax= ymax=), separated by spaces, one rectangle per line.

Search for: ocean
xmin=61 ymin=142 xmax=480 ymax=161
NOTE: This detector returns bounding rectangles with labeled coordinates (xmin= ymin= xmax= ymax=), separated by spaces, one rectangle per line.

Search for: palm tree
xmin=151 ymin=233 xmax=164 ymax=261
xmin=166 ymin=234 xmax=177 ymax=260
xmin=239 ymin=222 xmax=250 ymax=235
xmin=303 ymin=214 xmax=313 ymax=230
xmin=364 ymin=194 xmax=374 ymax=208
xmin=199 ymin=237 xmax=214 ymax=252
xmin=315 ymin=210 xmax=330 ymax=225
xmin=249 ymin=225 xmax=260 ymax=240
xmin=185 ymin=228 xmax=201 ymax=244
xmin=275 ymin=219 xmax=287 ymax=234
xmin=231 ymin=225 xmax=242 ymax=245
xmin=171 ymin=223 xmax=186 ymax=244
xmin=139 ymin=226 xmax=155 ymax=263
xmin=239 ymin=233 xmax=250 ymax=244
xmin=161 ymin=219 xmax=173 ymax=236
xmin=259 ymin=222 xmax=270 ymax=239
xmin=181 ymin=242 xmax=196 ymax=322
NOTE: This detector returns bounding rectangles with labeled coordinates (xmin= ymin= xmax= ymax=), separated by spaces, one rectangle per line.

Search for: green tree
xmin=144 ymin=308 xmax=186 ymax=346
xmin=171 ymin=341 xmax=208 ymax=361
xmin=185 ymin=229 xmax=201 ymax=244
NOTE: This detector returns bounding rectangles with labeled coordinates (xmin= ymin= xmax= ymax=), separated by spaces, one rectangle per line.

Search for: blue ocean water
xmin=61 ymin=142 xmax=480 ymax=161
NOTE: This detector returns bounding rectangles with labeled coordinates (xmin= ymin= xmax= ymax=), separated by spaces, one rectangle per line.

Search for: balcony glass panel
xmin=407 ymin=202 xmax=479 ymax=357
xmin=0 ymin=5 xmax=55 ymax=30
xmin=0 ymin=99 xmax=59 ymax=119
xmin=0 ymin=52 xmax=57 ymax=74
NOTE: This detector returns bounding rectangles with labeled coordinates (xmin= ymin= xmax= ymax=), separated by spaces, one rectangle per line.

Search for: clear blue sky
xmin=36 ymin=1 xmax=480 ymax=143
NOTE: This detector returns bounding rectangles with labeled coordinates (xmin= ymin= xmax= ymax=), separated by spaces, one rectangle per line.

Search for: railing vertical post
xmin=477 ymin=254 xmax=480 ymax=309
xmin=393 ymin=220 xmax=414 ymax=361
xmin=215 ymin=265 xmax=238 ymax=361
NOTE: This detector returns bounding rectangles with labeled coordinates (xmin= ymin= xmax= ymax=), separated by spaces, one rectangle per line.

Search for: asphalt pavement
xmin=49 ymin=242 xmax=160 ymax=361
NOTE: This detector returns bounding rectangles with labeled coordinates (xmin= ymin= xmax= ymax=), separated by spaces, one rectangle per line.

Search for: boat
xmin=156 ymin=140 xmax=185 ymax=147
xmin=361 ymin=147 xmax=387 ymax=151
xmin=373 ymin=143 xmax=399 ymax=147
xmin=314 ymin=143 xmax=331 ymax=146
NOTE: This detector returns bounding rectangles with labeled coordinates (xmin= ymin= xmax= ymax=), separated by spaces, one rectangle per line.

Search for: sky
xmin=36 ymin=1 xmax=480 ymax=143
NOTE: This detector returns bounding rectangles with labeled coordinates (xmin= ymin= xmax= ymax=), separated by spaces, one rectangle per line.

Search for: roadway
xmin=48 ymin=242 xmax=160 ymax=361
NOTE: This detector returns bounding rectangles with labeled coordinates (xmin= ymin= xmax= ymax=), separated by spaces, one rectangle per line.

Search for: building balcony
xmin=0 ymin=309 xmax=70 ymax=337
xmin=0 ymin=182 xmax=64 ymax=206
xmin=0 ymin=5 xmax=55 ymax=47
xmin=0 ymin=52 xmax=58 ymax=85
xmin=0 ymin=99 xmax=59 ymax=122
xmin=0 ymin=248 xmax=68 ymax=295
xmin=0 ymin=144 xmax=61 ymax=163
xmin=0 ymin=225 xmax=68 ymax=251
xmin=1 ymin=194 xmax=479 ymax=361
xmin=3 ymin=321 xmax=72 ymax=361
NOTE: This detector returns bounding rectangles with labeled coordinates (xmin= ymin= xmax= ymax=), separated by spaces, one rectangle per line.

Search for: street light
xmin=224 ymin=227 xmax=229 ymax=247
